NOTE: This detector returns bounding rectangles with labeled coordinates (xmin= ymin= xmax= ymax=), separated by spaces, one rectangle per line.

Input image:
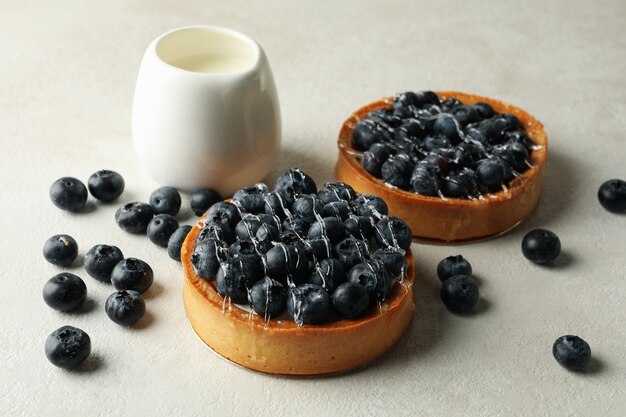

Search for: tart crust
xmin=335 ymin=91 xmax=548 ymax=242
xmin=182 ymin=220 xmax=416 ymax=376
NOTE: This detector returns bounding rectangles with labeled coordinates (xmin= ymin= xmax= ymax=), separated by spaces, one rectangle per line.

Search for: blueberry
xmin=440 ymin=275 xmax=479 ymax=313
xmin=255 ymin=223 xmax=280 ymax=252
xmin=433 ymin=115 xmax=461 ymax=143
xmin=394 ymin=120 xmax=427 ymax=142
xmin=274 ymin=168 xmax=317 ymax=200
xmin=192 ymin=238 xmax=228 ymax=280
xmin=352 ymin=194 xmax=388 ymax=219
xmin=149 ymin=186 xmax=181 ymax=215
xmin=491 ymin=143 xmax=528 ymax=172
xmin=292 ymin=195 xmax=324 ymax=224
xmin=363 ymin=143 xmax=393 ymax=178
xmin=115 ymin=202 xmax=154 ymax=234
xmin=229 ymin=239 xmax=257 ymax=257
xmin=282 ymin=216 xmax=308 ymax=236
xmin=477 ymin=118 xmax=510 ymax=145
xmin=443 ymin=169 xmax=478 ymax=198
xmin=216 ymin=257 xmax=262 ymax=304
xmin=317 ymin=182 xmax=356 ymax=204
xmin=249 ymin=278 xmax=287 ymax=319
xmin=522 ymin=229 xmax=561 ymax=264
xmin=331 ymin=282 xmax=370 ymax=319
xmin=381 ymin=154 xmax=414 ymax=189
xmin=372 ymin=247 xmax=406 ymax=277
xmin=42 ymin=273 xmax=87 ymax=311
xmin=374 ymin=216 xmax=412 ymax=251
xmin=422 ymin=149 xmax=454 ymax=174
xmin=265 ymin=244 xmax=309 ymax=284
xmin=451 ymin=105 xmax=480 ymax=127
xmin=307 ymin=217 xmax=346 ymax=244
xmin=309 ymin=258 xmax=346 ymax=292
xmin=413 ymin=91 xmax=440 ymax=107
xmin=49 ymin=177 xmax=88 ymax=212
xmin=232 ymin=183 xmax=269 ymax=214
xmin=344 ymin=215 xmax=375 ymax=240
xmin=437 ymin=255 xmax=472 ymax=282
xmin=476 ymin=159 xmax=506 ymax=192
xmin=87 ymin=170 xmax=124 ymax=202
xmin=422 ymin=135 xmax=453 ymax=152
xmin=167 ymin=225 xmax=192 ymax=262
xmin=501 ymin=113 xmax=522 ymax=130
xmin=322 ymin=201 xmax=351 ymax=221
xmin=348 ymin=261 xmax=392 ymax=303
xmin=111 ymin=258 xmax=154 ymax=293
xmin=394 ymin=91 xmax=421 ymax=108
xmin=45 ymin=326 xmax=90 ymax=369
xmin=304 ymin=237 xmax=334 ymax=261
xmin=205 ymin=202 xmax=241 ymax=231
xmin=334 ymin=237 xmax=369 ymax=271
xmin=598 ymin=179 xmax=626 ymax=213
xmin=440 ymin=97 xmax=462 ymax=112
xmin=352 ymin=120 xmax=387 ymax=151
xmin=472 ymin=102 xmax=495 ymax=119
xmin=367 ymin=109 xmax=402 ymax=128
xmin=553 ymin=335 xmax=591 ymax=371
xmin=287 ymin=283 xmax=333 ymax=325
xmin=84 ymin=244 xmax=124 ymax=282
xmin=197 ymin=223 xmax=235 ymax=245
xmin=264 ymin=190 xmax=295 ymax=219
xmin=190 ymin=188 xmax=222 ymax=216
xmin=43 ymin=234 xmax=78 ymax=267
xmin=506 ymin=130 xmax=535 ymax=152
xmin=105 ymin=290 xmax=146 ymax=326
xmin=256 ymin=213 xmax=281 ymax=230
xmin=451 ymin=144 xmax=480 ymax=169
xmin=146 ymin=214 xmax=179 ymax=248
xmin=411 ymin=162 xmax=440 ymax=196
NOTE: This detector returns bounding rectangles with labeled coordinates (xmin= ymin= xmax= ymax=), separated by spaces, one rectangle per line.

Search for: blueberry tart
xmin=181 ymin=169 xmax=415 ymax=375
xmin=335 ymin=91 xmax=548 ymax=242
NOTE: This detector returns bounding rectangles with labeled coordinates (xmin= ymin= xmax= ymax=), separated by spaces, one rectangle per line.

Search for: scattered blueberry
xmin=115 ymin=202 xmax=154 ymax=234
xmin=332 ymin=282 xmax=370 ymax=319
xmin=49 ymin=177 xmax=88 ymax=212
xmin=440 ymin=275 xmax=479 ymax=313
xmin=147 ymin=214 xmax=179 ymax=248
xmin=149 ymin=186 xmax=181 ymax=215
xmin=167 ymin=225 xmax=192 ymax=262
xmin=42 ymin=273 xmax=87 ymax=311
xmin=84 ymin=244 xmax=124 ymax=282
xmin=249 ymin=278 xmax=287 ymax=319
xmin=111 ymin=258 xmax=154 ymax=293
xmin=553 ymin=335 xmax=591 ymax=372
xmin=105 ymin=290 xmax=146 ymax=326
xmin=437 ymin=255 xmax=472 ymax=282
xmin=287 ymin=283 xmax=333 ymax=325
xmin=522 ymin=229 xmax=561 ymax=264
xmin=598 ymin=179 xmax=626 ymax=213
xmin=43 ymin=234 xmax=78 ymax=267
xmin=45 ymin=326 xmax=91 ymax=369
xmin=232 ymin=184 xmax=269 ymax=214
xmin=88 ymin=170 xmax=124 ymax=202
xmin=190 ymin=188 xmax=222 ymax=216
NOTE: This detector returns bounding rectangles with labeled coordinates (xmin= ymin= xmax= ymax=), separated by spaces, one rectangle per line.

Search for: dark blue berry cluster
xmin=353 ymin=91 xmax=536 ymax=198
xmin=192 ymin=168 xmax=413 ymax=325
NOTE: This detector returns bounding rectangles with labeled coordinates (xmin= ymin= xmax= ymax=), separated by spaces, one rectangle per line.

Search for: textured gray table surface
xmin=1 ymin=1 xmax=625 ymax=416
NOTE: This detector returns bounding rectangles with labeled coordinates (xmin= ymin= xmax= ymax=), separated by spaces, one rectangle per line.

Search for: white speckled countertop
xmin=1 ymin=1 xmax=625 ymax=415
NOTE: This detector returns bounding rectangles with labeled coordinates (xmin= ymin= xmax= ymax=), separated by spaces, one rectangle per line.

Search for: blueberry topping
xmin=205 ymin=202 xmax=241 ymax=231
xmin=149 ymin=186 xmax=181 ymax=215
xmin=352 ymin=194 xmax=388 ymax=219
xmin=344 ymin=215 xmax=375 ymax=240
xmin=440 ymin=275 xmax=479 ymax=313
xmin=274 ymin=168 xmax=317 ymax=200
xmin=352 ymin=120 xmax=387 ymax=151
xmin=192 ymin=238 xmax=228 ymax=280
xmin=598 ymin=179 xmax=626 ymax=213
xmin=265 ymin=244 xmax=308 ymax=284
xmin=451 ymin=105 xmax=480 ymax=127
xmin=372 ymin=247 xmax=406 ymax=277
xmin=411 ymin=161 xmax=440 ymax=196
xmin=249 ymin=278 xmax=287 ymax=319
xmin=437 ymin=255 xmax=472 ymax=282
xmin=442 ymin=169 xmax=478 ymax=198
xmin=472 ymin=102 xmax=495 ymax=119
xmin=147 ymin=214 xmax=179 ymax=247
xmin=307 ymin=217 xmax=346 ymax=244
xmin=331 ymin=282 xmax=370 ymax=319
xmin=348 ymin=261 xmax=392 ymax=303
xmin=413 ymin=90 xmax=440 ymax=107
xmin=216 ymin=257 xmax=261 ymax=304
xmin=232 ymin=183 xmax=269 ymax=214
xmin=317 ymin=182 xmax=356 ymax=204
xmin=43 ymin=234 xmax=78 ymax=267
xmin=115 ymin=202 xmax=154 ymax=234
xmin=264 ymin=190 xmax=295 ymax=219
xmin=49 ymin=177 xmax=88 ymax=212
xmin=292 ymin=194 xmax=324 ymax=224
xmin=111 ymin=258 xmax=154 ymax=293
xmin=521 ymin=229 xmax=561 ymax=264
xmin=433 ymin=115 xmax=461 ymax=143
xmin=287 ymin=283 xmax=333 ymax=325
xmin=45 ymin=326 xmax=90 ymax=369
xmin=42 ymin=273 xmax=87 ymax=311
xmin=334 ymin=237 xmax=369 ymax=271
xmin=381 ymin=154 xmax=414 ymax=189
xmin=476 ymin=159 xmax=506 ymax=192
xmin=553 ymin=335 xmax=591 ymax=372
xmin=167 ymin=225 xmax=192 ymax=262
xmin=255 ymin=223 xmax=280 ymax=252
xmin=309 ymin=258 xmax=346 ymax=292
xmin=374 ymin=216 xmax=412 ymax=251
xmin=322 ymin=201 xmax=351 ymax=221
xmin=84 ymin=244 xmax=124 ymax=282
xmin=190 ymin=188 xmax=222 ymax=216
xmin=197 ymin=223 xmax=236 ymax=246
xmin=105 ymin=290 xmax=146 ymax=326
xmin=281 ymin=215 xmax=308 ymax=235
xmin=363 ymin=143 xmax=393 ymax=178
xmin=422 ymin=134 xmax=453 ymax=152
xmin=87 ymin=170 xmax=124 ymax=202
